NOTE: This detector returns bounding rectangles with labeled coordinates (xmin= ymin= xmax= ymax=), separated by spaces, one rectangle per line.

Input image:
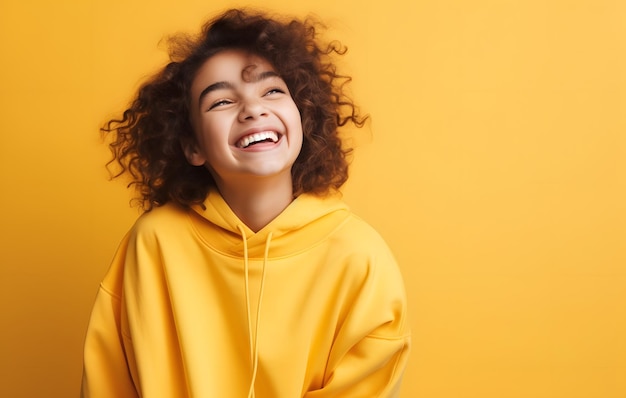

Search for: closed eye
xmin=264 ymin=88 xmax=286 ymax=96
xmin=208 ymin=99 xmax=233 ymax=110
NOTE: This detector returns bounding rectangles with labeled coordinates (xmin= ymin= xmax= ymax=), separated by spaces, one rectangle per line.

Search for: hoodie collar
xmin=189 ymin=189 xmax=350 ymax=258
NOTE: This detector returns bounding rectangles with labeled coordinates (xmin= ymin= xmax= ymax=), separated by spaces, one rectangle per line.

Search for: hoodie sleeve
xmin=306 ymin=241 xmax=411 ymax=398
xmin=81 ymin=235 xmax=139 ymax=398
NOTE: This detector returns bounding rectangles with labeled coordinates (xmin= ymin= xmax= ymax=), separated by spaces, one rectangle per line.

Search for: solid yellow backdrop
xmin=0 ymin=0 xmax=624 ymax=397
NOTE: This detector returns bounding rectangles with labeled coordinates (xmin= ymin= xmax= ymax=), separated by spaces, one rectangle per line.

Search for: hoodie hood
xmin=189 ymin=189 xmax=352 ymax=259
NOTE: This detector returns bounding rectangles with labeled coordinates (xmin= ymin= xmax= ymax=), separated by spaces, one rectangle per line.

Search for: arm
xmin=308 ymin=246 xmax=411 ymax=397
xmin=81 ymin=236 xmax=139 ymax=398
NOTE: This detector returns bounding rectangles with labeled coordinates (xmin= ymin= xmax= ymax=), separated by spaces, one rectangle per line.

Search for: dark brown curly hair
xmin=104 ymin=8 xmax=367 ymax=210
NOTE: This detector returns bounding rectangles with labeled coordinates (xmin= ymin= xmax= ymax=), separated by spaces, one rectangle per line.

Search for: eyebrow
xmin=197 ymin=70 xmax=281 ymax=106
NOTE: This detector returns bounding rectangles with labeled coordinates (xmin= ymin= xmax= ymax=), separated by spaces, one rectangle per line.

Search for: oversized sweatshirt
xmin=81 ymin=190 xmax=410 ymax=397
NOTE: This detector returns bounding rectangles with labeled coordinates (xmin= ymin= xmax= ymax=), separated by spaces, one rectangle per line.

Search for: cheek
xmin=198 ymin=117 xmax=229 ymax=145
xmin=292 ymin=126 xmax=304 ymax=158
xmin=290 ymin=104 xmax=304 ymax=134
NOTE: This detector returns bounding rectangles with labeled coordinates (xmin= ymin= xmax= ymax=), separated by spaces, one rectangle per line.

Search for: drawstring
xmin=238 ymin=225 xmax=272 ymax=398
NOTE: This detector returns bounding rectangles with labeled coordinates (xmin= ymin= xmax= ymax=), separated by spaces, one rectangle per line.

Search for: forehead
xmin=192 ymin=50 xmax=275 ymax=89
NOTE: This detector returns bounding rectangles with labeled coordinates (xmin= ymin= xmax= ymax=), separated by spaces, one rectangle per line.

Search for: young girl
xmin=81 ymin=9 xmax=410 ymax=398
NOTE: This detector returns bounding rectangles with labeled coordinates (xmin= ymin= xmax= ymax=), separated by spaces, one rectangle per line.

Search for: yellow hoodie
xmin=81 ymin=191 xmax=410 ymax=397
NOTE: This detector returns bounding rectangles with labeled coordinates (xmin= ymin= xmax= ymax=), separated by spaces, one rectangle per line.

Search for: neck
xmin=215 ymin=176 xmax=294 ymax=233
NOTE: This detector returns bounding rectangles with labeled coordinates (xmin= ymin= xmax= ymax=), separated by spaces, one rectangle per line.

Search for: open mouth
xmin=236 ymin=131 xmax=280 ymax=149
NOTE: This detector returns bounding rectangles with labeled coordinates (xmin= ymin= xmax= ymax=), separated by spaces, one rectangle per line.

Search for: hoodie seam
xmin=99 ymin=283 xmax=121 ymax=301
xmin=365 ymin=333 xmax=411 ymax=341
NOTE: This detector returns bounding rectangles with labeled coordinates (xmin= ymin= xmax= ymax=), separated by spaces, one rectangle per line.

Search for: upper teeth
xmin=237 ymin=131 xmax=279 ymax=148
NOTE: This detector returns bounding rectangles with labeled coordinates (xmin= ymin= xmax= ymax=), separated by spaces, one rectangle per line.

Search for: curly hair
xmin=104 ymin=8 xmax=367 ymax=210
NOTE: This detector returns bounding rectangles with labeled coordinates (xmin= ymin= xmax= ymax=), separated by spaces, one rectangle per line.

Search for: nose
xmin=238 ymin=98 xmax=268 ymax=122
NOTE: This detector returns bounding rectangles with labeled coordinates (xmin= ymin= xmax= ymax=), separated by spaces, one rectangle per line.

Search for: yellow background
xmin=1 ymin=0 xmax=624 ymax=397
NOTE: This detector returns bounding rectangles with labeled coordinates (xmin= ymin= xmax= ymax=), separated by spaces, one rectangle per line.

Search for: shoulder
xmin=294 ymin=193 xmax=390 ymax=251
xmin=320 ymin=209 xmax=402 ymax=284
xmin=100 ymin=204 xmax=195 ymax=294
xmin=334 ymin=212 xmax=394 ymax=256
xmin=129 ymin=203 xmax=191 ymax=238
xmin=113 ymin=203 xmax=197 ymax=261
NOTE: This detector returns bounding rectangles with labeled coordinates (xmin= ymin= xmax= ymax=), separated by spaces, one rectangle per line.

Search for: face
xmin=186 ymin=50 xmax=303 ymax=190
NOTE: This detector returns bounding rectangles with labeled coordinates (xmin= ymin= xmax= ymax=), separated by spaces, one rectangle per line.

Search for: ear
xmin=181 ymin=139 xmax=206 ymax=166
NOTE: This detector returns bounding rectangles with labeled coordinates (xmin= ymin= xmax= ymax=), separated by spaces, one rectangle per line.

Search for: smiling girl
xmin=81 ymin=9 xmax=410 ymax=398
